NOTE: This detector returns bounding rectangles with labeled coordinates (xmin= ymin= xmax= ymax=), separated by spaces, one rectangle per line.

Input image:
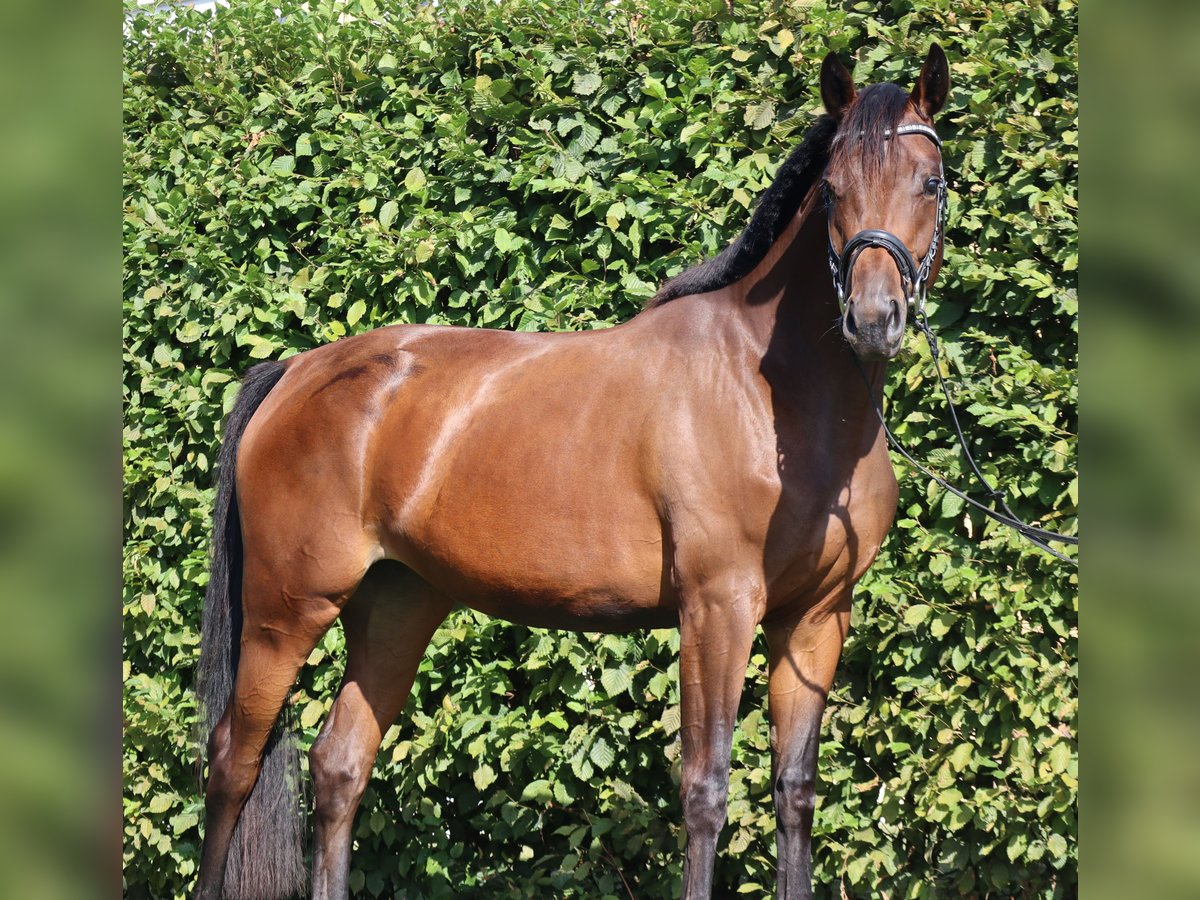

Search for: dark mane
xmin=647 ymin=83 xmax=912 ymax=308
xmin=647 ymin=115 xmax=837 ymax=307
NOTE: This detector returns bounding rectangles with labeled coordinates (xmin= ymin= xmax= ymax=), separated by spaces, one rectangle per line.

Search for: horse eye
xmin=923 ymin=176 xmax=943 ymax=197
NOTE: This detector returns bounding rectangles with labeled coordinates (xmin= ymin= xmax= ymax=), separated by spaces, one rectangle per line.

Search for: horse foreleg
xmin=763 ymin=597 xmax=850 ymax=900
xmin=310 ymin=564 xmax=451 ymax=900
xmin=677 ymin=572 xmax=761 ymax=899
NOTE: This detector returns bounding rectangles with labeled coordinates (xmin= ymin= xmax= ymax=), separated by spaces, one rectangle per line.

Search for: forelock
xmin=829 ymin=83 xmax=913 ymax=178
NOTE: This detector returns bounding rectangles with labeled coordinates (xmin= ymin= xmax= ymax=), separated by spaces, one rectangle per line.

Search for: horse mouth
xmin=850 ymin=341 xmax=902 ymax=362
xmin=842 ymin=321 xmax=904 ymax=362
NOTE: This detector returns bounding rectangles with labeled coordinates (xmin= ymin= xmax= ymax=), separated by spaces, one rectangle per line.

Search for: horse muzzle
xmin=842 ymin=289 xmax=905 ymax=361
xmin=830 ymin=229 xmax=921 ymax=361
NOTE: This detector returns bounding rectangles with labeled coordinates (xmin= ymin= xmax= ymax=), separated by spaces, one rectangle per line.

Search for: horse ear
xmin=820 ymin=52 xmax=856 ymax=120
xmin=911 ymin=44 xmax=950 ymax=119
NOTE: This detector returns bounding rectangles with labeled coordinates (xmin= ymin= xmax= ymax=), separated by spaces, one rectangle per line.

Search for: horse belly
xmin=395 ymin=507 xmax=674 ymax=632
xmin=454 ymin=583 xmax=678 ymax=633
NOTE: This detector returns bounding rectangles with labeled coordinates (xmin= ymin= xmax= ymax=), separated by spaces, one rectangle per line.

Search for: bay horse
xmin=195 ymin=46 xmax=950 ymax=900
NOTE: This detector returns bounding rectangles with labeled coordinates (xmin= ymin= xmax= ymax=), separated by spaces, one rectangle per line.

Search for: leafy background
xmin=122 ymin=0 xmax=1077 ymax=896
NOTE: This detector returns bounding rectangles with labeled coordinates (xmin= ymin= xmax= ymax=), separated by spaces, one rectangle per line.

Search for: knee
xmin=310 ymin=734 xmax=370 ymax=813
xmin=682 ymin=774 xmax=729 ymax=838
xmin=203 ymin=718 xmax=257 ymax=804
xmin=774 ymin=768 xmax=816 ymax=832
xmin=205 ymin=750 xmax=257 ymax=809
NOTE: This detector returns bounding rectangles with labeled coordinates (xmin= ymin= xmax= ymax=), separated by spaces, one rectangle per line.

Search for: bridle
xmin=824 ymin=122 xmax=947 ymax=318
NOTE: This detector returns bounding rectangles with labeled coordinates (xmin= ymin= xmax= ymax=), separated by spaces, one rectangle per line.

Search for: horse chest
xmin=763 ymin=439 xmax=897 ymax=605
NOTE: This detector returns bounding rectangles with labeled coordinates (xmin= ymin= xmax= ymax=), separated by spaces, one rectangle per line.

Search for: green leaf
xmin=937 ymin=787 xmax=964 ymax=808
xmin=147 ymin=793 xmax=175 ymax=815
xmin=744 ymin=101 xmax=775 ymax=130
xmin=176 ymin=321 xmax=202 ymax=343
xmin=551 ymin=153 xmax=584 ymax=182
xmin=1007 ymin=830 xmax=1029 ymax=861
xmin=553 ymin=780 xmax=574 ymax=805
xmin=605 ymin=202 xmax=626 ymax=231
xmin=948 ymin=743 xmax=974 ymax=772
xmin=642 ymin=76 xmax=666 ymax=100
xmin=568 ymin=122 xmax=601 ymax=156
xmin=347 ymin=299 xmax=367 ymax=326
xmin=846 ymin=854 xmax=869 ymax=883
xmin=600 ymin=666 xmax=631 ymax=697
xmin=473 ymin=764 xmax=497 ymax=791
xmin=572 ymin=72 xmax=602 ymax=96
xmin=271 ymin=155 xmax=295 ymax=176
xmin=300 ymin=700 xmax=324 ymax=729
xmin=930 ymin=611 xmax=956 ymax=638
xmin=1046 ymin=832 xmax=1069 ymax=861
xmin=941 ymin=489 xmax=965 ymax=518
xmin=520 ymin=779 xmax=553 ymax=803
xmin=1048 ymin=741 xmax=1072 ymax=774
xmin=590 ymin=736 xmax=615 ymax=770
xmin=494 ymin=228 xmax=518 ymax=253
xmin=404 ymin=167 xmax=427 ymax=192
xmin=946 ymin=804 xmax=973 ymax=831
xmin=378 ymin=200 xmax=398 ymax=230
xmin=904 ymin=604 xmax=932 ymax=626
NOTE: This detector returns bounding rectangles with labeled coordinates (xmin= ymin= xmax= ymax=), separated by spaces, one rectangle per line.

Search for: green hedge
xmin=122 ymin=0 xmax=1077 ymax=896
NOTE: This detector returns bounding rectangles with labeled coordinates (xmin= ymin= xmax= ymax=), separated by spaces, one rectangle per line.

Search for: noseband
xmin=824 ymin=123 xmax=947 ymax=317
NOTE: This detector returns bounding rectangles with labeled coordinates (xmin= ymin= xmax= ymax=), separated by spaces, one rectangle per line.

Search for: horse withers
xmin=194 ymin=45 xmax=950 ymax=900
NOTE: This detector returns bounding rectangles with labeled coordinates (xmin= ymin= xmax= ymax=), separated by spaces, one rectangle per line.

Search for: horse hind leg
xmin=309 ymin=562 xmax=452 ymax=900
xmin=196 ymin=552 xmax=365 ymax=900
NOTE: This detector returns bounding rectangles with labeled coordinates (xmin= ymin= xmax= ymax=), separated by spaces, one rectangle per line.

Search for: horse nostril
xmin=888 ymin=298 xmax=902 ymax=332
xmin=844 ymin=303 xmax=859 ymax=336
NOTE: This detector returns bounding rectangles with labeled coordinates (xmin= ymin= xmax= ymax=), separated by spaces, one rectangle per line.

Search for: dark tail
xmin=196 ymin=359 xmax=306 ymax=900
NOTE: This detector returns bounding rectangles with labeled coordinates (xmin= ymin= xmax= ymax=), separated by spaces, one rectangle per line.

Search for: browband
xmin=886 ymin=122 xmax=942 ymax=147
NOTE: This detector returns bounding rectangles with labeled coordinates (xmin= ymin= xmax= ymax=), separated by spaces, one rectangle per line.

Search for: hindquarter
xmin=232 ymin=331 xmax=417 ymax=612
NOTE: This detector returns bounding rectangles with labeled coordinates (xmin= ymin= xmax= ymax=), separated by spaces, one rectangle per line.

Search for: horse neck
xmin=725 ymin=189 xmax=889 ymax=420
